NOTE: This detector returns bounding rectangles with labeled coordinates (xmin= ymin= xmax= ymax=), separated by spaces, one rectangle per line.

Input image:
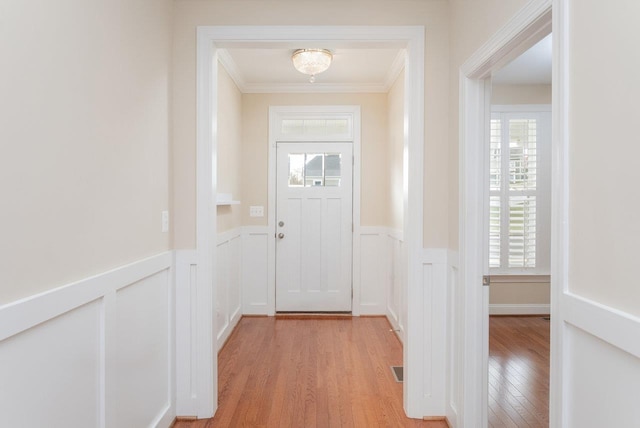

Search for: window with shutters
xmin=489 ymin=107 xmax=551 ymax=274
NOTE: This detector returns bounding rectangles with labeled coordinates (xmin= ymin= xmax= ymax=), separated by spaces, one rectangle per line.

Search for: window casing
xmin=489 ymin=107 xmax=551 ymax=275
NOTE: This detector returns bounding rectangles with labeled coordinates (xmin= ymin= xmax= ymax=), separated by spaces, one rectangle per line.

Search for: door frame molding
xmin=269 ymin=106 xmax=360 ymax=315
xmin=196 ymin=25 xmax=425 ymax=418
xmin=457 ymin=0 xmax=567 ymax=426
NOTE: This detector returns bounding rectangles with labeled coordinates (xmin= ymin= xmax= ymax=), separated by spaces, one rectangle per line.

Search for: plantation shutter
xmin=489 ymin=110 xmax=549 ymax=273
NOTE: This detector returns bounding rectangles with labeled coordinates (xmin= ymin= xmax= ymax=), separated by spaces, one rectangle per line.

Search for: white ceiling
xmin=219 ymin=33 xmax=551 ymax=93
xmin=492 ymin=34 xmax=552 ymax=85
xmin=220 ymin=46 xmax=405 ymax=93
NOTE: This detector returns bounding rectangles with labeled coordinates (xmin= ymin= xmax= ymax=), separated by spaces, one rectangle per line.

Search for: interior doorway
xmin=457 ymin=3 xmax=556 ymax=425
xmin=195 ymin=26 xmax=426 ymax=419
xmin=486 ymin=32 xmax=552 ymax=428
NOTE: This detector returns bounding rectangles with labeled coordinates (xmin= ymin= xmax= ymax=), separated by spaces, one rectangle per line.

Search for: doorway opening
xmin=195 ymin=26 xmax=426 ymax=419
xmin=488 ymin=38 xmax=552 ymax=422
xmin=457 ymin=2 xmax=564 ymax=426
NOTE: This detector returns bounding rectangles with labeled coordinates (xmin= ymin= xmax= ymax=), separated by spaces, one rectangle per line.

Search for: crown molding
xmin=217 ymin=49 xmax=247 ymax=91
xmin=241 ymin=83 xmax=389 ymax=94
xmin=383 ymin=49 xmax=406 ymax=91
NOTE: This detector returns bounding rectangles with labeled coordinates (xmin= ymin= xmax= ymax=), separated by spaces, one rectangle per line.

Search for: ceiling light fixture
xmin=291 ymin=49 xmax=332 ymax=83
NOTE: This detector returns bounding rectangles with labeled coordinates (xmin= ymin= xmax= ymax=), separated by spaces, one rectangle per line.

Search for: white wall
xmin=0 ymin=254 xmax=175 ymax=428
xmin=492 ymin=84 xmax=551 ymax=105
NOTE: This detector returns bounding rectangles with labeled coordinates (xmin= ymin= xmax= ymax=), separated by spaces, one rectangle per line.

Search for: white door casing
xmin=275 ymin=142 xmax=353 ymax=312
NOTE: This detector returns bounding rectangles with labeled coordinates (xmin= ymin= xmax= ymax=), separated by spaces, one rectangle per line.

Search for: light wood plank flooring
xmin=174 ymin=316 xmax=448 ymax=428
xmin=489 ymin=316 xmax=550 ymax=428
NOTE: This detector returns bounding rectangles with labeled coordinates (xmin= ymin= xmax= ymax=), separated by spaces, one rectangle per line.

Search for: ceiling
xmin=220 ymin=46 xmax=405 ymax=93
xmin=218 ymin=33 xmax=552 ymax=93
xmin=492 ymin=34 xmax=552 ymax=85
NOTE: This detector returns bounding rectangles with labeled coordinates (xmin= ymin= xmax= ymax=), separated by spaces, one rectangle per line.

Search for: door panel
xmin=276 ymin=142 xmax=353 ymax=312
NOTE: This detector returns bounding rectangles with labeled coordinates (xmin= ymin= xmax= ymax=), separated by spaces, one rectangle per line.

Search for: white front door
xmin=275 ymin=142 xmax=353 ymax=312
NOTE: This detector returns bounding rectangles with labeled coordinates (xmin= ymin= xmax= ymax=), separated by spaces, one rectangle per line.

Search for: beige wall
xmin=568 ymin=0 xmax=640 ymax=316
xmin=216 ymin=64 xmax=243 ymax=232
xmin=492 ymin=84 xmax=552 ymax=105
xmin=490 ymin=83 xmax=552 ymax=306
xmin=241 ymin=93 xmax=390 ymax=228
xmin=388 ymin=71 xmax=405 ymax=232
xmin=171 ymin=0 xmax=450 ymax=248
xmin=448 ymin=0 xmax=530 ymax=249
xmin=490 ymin=282 xmax=550 ymax=306
xmin=0 ymin=0 xmax=173 ymax=305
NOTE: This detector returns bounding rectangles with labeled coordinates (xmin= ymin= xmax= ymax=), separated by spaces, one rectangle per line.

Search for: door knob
xmin=278 ymin=233 xmax=285 ymax=239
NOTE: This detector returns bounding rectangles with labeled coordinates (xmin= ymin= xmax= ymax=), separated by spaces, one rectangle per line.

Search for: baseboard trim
xmin=489 ymin=303 xmax=550 ymax=315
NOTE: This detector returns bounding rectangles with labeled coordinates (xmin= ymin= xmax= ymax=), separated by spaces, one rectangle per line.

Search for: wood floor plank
xmin=489 ymin=316 xmax=550 ymax=428
xmin=174 ymin=316 xmax=446 ymax=428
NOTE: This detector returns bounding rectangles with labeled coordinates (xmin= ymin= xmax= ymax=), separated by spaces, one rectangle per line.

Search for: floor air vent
xmin=391 ymin=366 xmax=403 ymax=383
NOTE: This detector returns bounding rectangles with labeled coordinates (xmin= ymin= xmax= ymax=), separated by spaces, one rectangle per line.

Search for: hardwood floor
xmin=488 ymin=316 xmax=550 ymax=428
xmin=173 ymin=316 xmax=448 ymax=428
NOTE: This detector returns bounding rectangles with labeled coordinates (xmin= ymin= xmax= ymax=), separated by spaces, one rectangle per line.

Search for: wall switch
xmin=249 ymin=206 xmax=264 ymax=217
xmin=162 ymin=210 xmax=169 ymax=232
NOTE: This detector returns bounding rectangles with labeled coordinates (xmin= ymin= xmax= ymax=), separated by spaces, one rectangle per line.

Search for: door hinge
xmin=482 ymin=275 xmax=491 ymax=286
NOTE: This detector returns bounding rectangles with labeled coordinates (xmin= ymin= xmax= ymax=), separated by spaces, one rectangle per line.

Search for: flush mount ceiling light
xmin=291 ymin=49 xmax=333 ymax=83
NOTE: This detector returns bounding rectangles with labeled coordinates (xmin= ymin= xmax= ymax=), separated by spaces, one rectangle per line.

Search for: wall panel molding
xmin=242 ymin=226 xmax=270 ymax=315
xmin=421 ymin=248 xmax=448 ymax=416
xmin=563 ymin=292 xmax=640 ymax=359
xmin=0 ymin=252 xmax=174 ymax=428
xmin=216 ymin=229 xmax=242 ymax=349
xmin=175 ymin=249 xmax=198 ymax=416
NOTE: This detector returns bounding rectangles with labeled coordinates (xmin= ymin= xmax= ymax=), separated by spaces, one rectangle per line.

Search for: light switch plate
xmin=162 ymin=210 xmax=169 ymax=232
xmin=249 ymin=206 xmax=264 ymax=217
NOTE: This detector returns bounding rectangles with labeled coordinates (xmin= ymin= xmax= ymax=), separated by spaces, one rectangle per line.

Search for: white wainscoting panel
xmin=0 ymin=300 xmax=101 ymax=427
xmin=0 ymin=252 xmax=174 ymax=428
xmin=115 ymin=270 xmax=172 ymax=428
xmin=359 ymin=227 xmax=389 ymax=315
xmin=175 ymin=228 xmax=243 ymax=417
xmin=446 ymin=250 xmax=461 ymax=427
xmin=242 ymin=226 xmax=270 ymax=315
xmin=422 ymin=248 xmax=448 ymax=416
xmin=562 ymin=292 xmax=640 ymax=427
xmin=216 ymin=229 xmax=242 ymax=348
xmin=385 ymin=229 xmax=404 ymax=339
xmin=175 ymin=249 xmax=198 ymax=416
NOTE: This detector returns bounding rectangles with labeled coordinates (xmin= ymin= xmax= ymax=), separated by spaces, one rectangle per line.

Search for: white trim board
xmin=489 ymin=304 xmax=550 ymax=315
xmin=196 ymin=25 xmax=425 ymax=419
